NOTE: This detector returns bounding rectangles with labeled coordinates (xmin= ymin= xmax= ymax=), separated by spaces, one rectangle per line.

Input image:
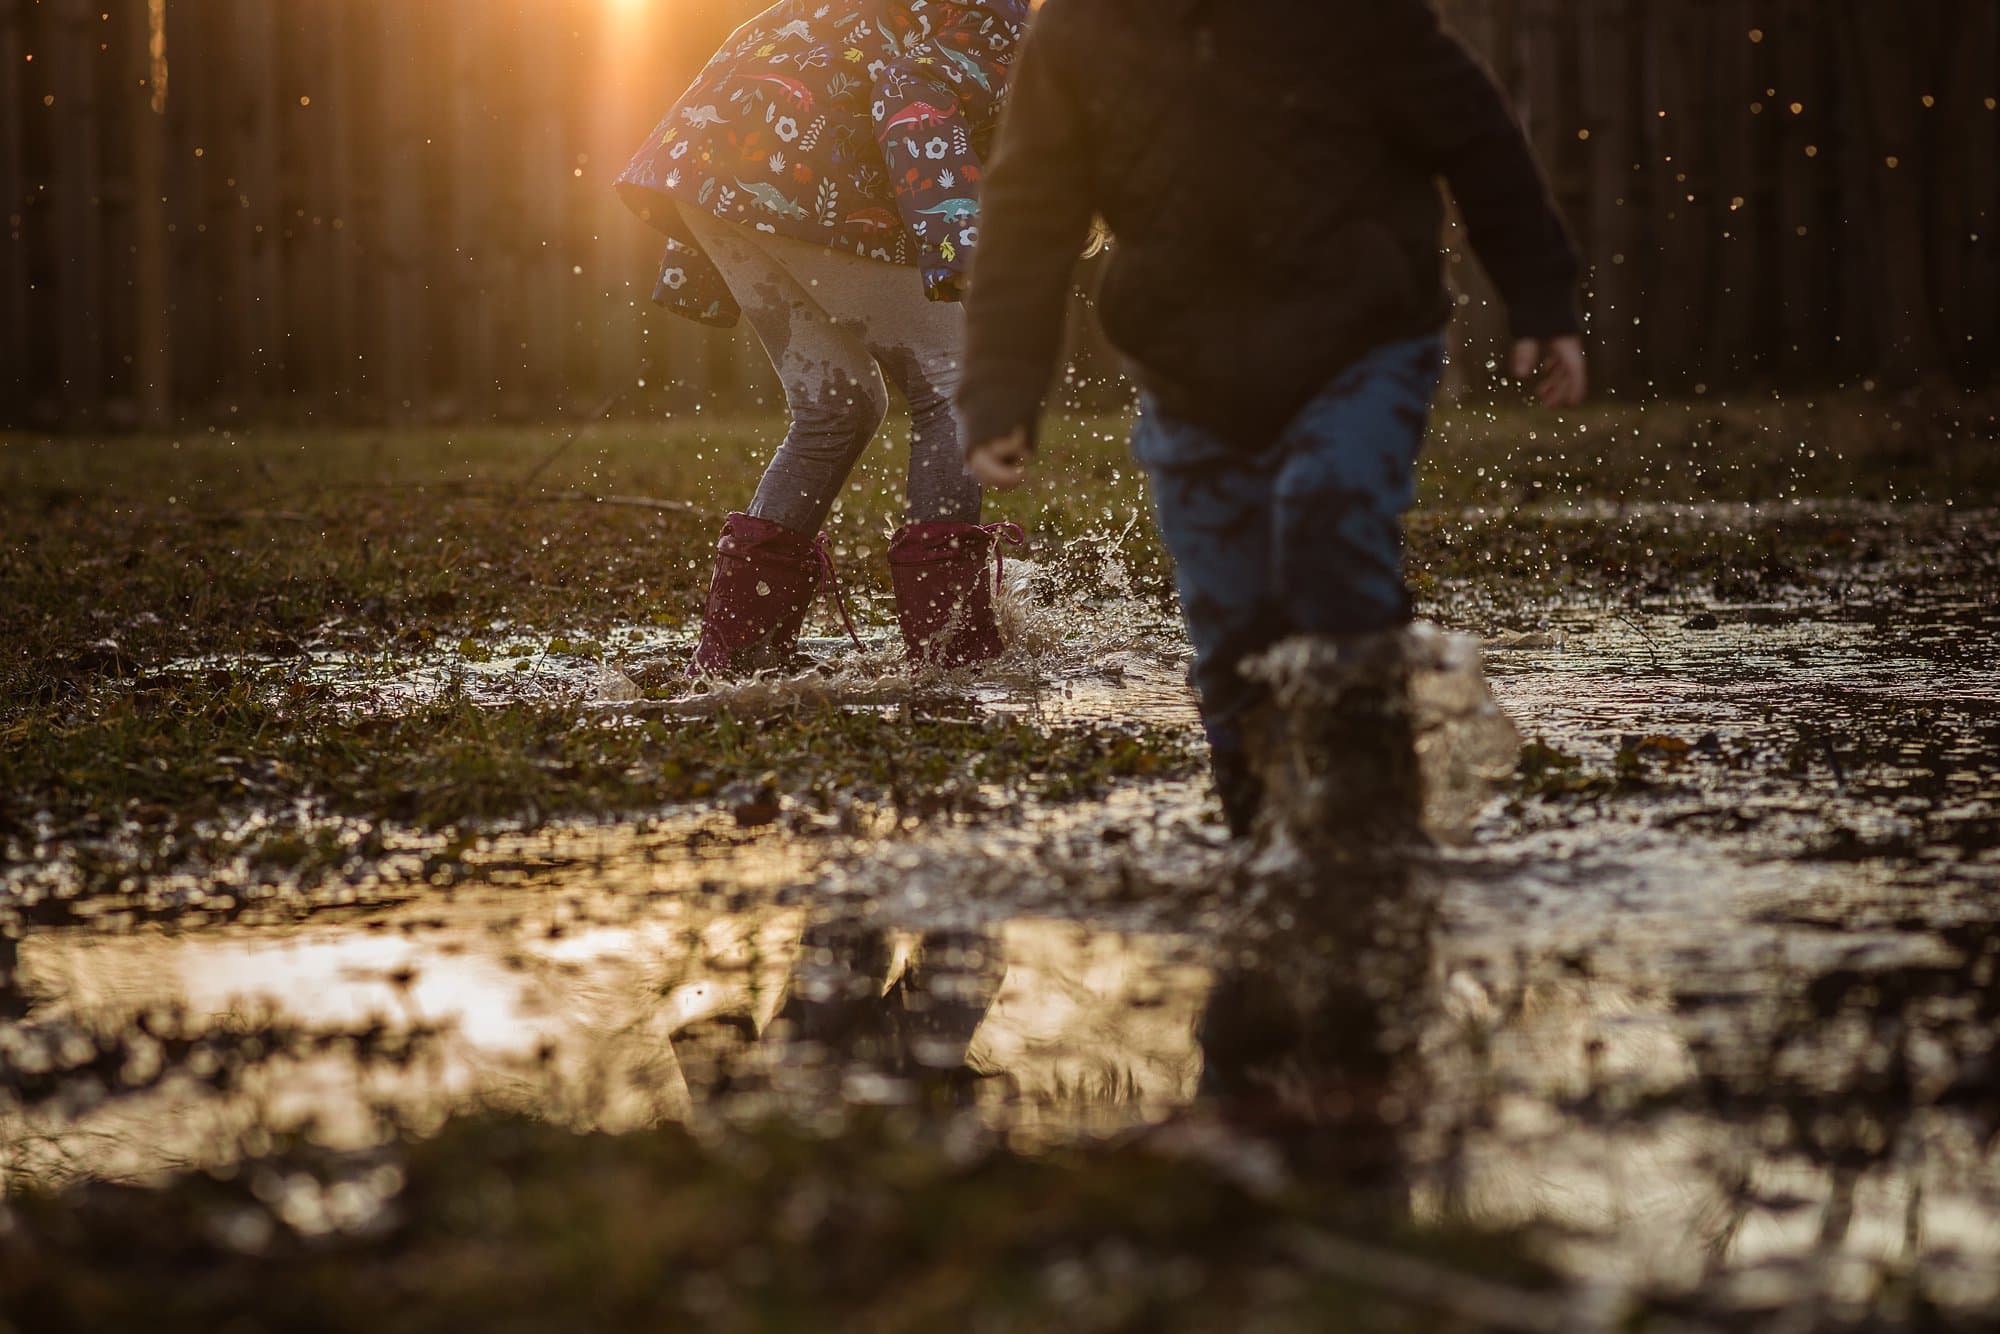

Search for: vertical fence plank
xmin=278 ymin=1 xmax=323 ymax=412
xmin=342 ymin=0 xmax=391 ymax=421
xmin=1923 ymin=5 xmax=1964 ymax=372
xmin=128 ymin=0 xmax=171 ymax=426
xmin=238 ymin=0 xmax=282 ymax=411
xmin=450 ymin=0 xmax=508 ymax=420
xmin=1961 ymin=5 xmax=1999 ymax=381
xmin=0 ymin=0 xmax=28 ymax=423
xmin=589 ymin=6 xmax=649 ymax=417
xmin=6 ymin=0 xmax=1998 ymax=425
xmin=557 ymin=10 xmax=601 ymax=414
xmin=210 ymin=0 xmax=247 ymax=412
xmin=1632 ymin=1 xmax=1664 ymax=386
xmin=1663 ymin=3 xmax=1717 ymax=392
xmin=1773 ymin=0 xmax=1829 ymax=378
xmin=521 ymin=1 xmax=572 ymax=416
xmin=320 ymin=0 xmax=364 ymax=419
xmin=375 ymin=0 xmax=425 ymax=420
xmin=163 ymin=0 xmax=213 ymax=414
xmin=1832 ymin=9 xmax=1879 ymax=381
xmin=1644 ymin=3 xmax=1682 ymax=390
xmin=447 ymin=0 xmax=493 ymax=419
xmin=489 ymin=1 xmax=533 ymax=419
xmin=274 ymin=2 xmax=324 ymax=414
xmin=49 ymin=0 xmax=105 ymax=424
xmin=1708 ymin=3 xmax=1760 ymax=386
xmin=209 ymin=0 xmax=258 ymax=414
xmin=94 ymin=0 xmax=135 ymax=421
xmin=1933 ymin=0 xmax=1988 ymax=383
xmin=1579 ymin=0 xmax=1640 ymax=392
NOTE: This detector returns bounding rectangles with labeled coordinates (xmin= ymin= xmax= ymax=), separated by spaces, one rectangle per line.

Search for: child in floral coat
xmin=618 ymin=0 xmax=1029 ymax=676
xmin=958 ymin=0 xmax=1590 ymax=837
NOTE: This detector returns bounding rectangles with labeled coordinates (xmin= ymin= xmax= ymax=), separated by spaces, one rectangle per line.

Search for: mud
xmin=3 ymin=501 xmax=1998 ymax=1327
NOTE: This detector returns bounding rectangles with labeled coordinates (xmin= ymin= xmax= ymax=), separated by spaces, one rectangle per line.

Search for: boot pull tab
xmin=812 ymin=532 xmax=868 ymax=653
xmin=980 ymin=522 xmax=1027 ymax=596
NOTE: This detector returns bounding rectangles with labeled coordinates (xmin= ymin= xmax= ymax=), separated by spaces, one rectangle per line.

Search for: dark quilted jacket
xmin=617 ymin=0 xmax=1029 ymax=326
xmin=959 ymin=0 xmax=1584 ymax=450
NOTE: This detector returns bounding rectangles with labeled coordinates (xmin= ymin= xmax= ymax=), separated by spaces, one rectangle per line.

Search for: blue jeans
xmin=1133 ymin=335 xmax=1446 ymax=757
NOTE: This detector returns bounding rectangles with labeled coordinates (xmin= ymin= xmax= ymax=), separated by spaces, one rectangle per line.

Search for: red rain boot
xmin=887 ymin=521 xmax=1025 ymax=670
xmin=688 ymin=512 xmax=822 ymax=678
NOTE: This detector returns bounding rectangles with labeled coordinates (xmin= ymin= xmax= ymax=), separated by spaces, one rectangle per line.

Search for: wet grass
xmin=4 ymin=392 xmax=1993 ymax=910
xmin=6 ymin=389 xmax=1995 ymax=709
xmin=5 ymin=672 xmax=1193 ymax=834
xmin=1 ymin=663 xmax=1196 ymax=928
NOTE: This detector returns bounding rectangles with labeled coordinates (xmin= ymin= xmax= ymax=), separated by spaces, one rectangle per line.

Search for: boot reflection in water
xmin=765 ymin=921 xmax=1007 ymax=1112
xmin=1199 ymin=857 xmax=1442 ymax=1191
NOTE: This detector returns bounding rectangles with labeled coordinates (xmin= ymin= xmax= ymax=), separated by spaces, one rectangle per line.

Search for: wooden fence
xmin=2 ymin=0 xmax=1995 ymax=429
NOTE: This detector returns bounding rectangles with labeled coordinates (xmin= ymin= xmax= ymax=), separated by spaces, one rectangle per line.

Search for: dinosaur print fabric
xmin=617 ymin=0 xmax=1028 ymax=327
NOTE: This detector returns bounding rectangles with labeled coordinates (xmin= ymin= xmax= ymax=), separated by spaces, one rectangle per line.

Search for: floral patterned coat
xmin=615 ymin=0 xmax=1030 ymax=327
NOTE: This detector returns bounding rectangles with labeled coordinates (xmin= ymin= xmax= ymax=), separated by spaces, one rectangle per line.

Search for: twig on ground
xmin=180 ymin=508 xmax=315 ymax=524
xmin=1611 ymin=609 xmax=1662 ymax=668
xmin=206 ymin=481 xmax=703 ymax=515
xmin=584 ymin=680 xmax=919 ymax=720
xmin=525 ymin=491 xmax=700 ymax=514
xmin=517 ymin=433 xmax=576 ymax=490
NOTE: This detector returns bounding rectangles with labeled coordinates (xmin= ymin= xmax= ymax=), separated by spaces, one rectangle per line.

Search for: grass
xmin=5 ymin=674 xmax=1195 ymax=846
xmin=5 ymin=394 xmax=1999 ymax=1332
xmin=7 ymin=390 xmax=1996 ymax=688
xmin=2 ymin=390 xmax=1994 ymax=905
xmin=2 ymin=672 xmax=1193 ymax=835
xmin=0 ymin=667 xmax=1198 ymax=923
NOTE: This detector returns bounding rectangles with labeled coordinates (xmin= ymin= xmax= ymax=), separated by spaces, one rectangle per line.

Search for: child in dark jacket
xmin=958 ymin=0 xmax=1588 ymax=837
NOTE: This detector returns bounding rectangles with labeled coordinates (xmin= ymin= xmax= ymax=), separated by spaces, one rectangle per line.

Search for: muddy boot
xmin=689 ymin=513 xmax=822 ymax=678
xmin=887 ymin=521 xmax=1024 ymax=670
xmin=1244 ymin=631 xmax=1426 ymax=858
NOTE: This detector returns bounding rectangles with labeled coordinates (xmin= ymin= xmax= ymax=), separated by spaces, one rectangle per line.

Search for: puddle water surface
xmin=7 ymin=504 xmax=1999 ymax=1319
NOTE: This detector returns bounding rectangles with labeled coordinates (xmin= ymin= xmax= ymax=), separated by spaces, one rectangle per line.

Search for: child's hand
xmin=967 ymin=429 xmax=1032 ymax=492
xmin=1510 ymin=336 xmax=1588 ymax=409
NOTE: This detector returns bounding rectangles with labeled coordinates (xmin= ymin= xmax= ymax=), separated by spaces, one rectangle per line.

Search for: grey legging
xmin=682 ymin=209 xmax=980 ymax=534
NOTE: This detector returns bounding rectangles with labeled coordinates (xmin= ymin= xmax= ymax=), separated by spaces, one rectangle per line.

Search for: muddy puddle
xmin=5 ymin=503 xmax=1999 ymax=1321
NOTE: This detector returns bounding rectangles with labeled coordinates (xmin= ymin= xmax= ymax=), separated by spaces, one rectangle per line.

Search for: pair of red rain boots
xmin=687 ymin=513 xmax=1025 ymax=678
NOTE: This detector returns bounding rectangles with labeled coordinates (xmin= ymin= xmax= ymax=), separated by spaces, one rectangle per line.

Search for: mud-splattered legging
xmin=682 ymin=209 xmax=980 ymax=534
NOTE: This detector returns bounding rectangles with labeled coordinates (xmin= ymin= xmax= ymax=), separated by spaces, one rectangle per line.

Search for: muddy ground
xmin=1 ymin=393 xmax=1997 ymax=1332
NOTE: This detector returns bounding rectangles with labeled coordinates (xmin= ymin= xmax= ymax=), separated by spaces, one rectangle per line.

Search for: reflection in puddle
xmin=8 ymin=858 xmax=1214 ymax=1182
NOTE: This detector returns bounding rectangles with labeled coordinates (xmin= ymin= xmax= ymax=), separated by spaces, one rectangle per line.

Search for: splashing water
xmin=1246 ymin=625 xmax=1522 ymax=849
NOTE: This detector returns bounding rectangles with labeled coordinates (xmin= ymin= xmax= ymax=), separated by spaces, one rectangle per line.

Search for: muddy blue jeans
xmin=1133 ymin=335 xmax=1446 ymax=758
